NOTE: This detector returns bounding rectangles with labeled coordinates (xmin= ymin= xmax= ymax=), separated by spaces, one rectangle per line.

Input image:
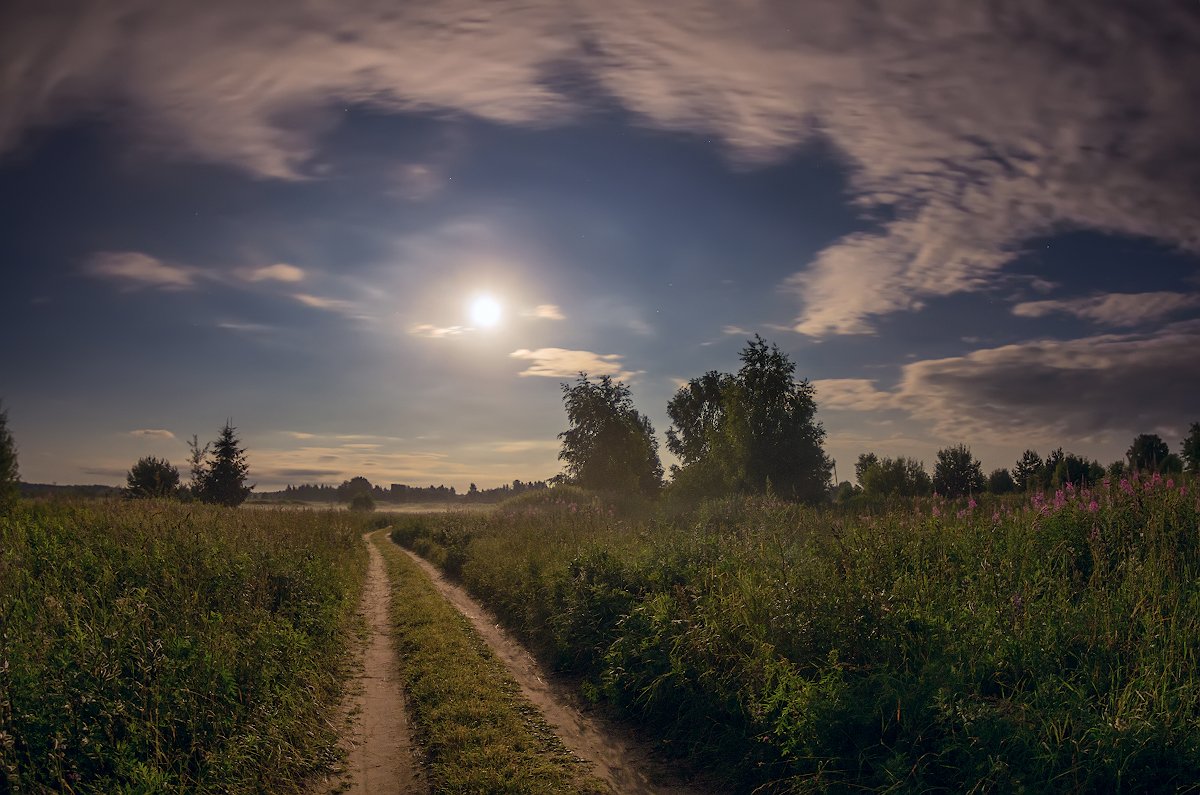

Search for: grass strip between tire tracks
xmin=371 ymin=531 xmax=605 ymax=794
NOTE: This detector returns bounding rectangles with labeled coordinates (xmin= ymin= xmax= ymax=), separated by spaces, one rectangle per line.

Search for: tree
xmin=337 ymin=476 xmax=372 ymax=502
xmin=856 ymin=454 xmax=932 ymax=498
xmin=1050 ymin=453 xmax=1104 ymax=487
xmin=195 ymin=421 xmax=253 ymax=506
xmin=933 ymin=443 xmax=984 ymax=498
xmin=1011 ymin=449 xmax=1043 ymax=492
xmin=186 ymin=434 xmax=211 ymax=497
xmin=987 ymin=467 xmax=1015 ymax=494
xmin=558 ymin=374 xmax=662 ymax=495
xmin=1107 ymin=460 xmax=1126 ymax=478
xmin=1181 ymin=422 xmax=1200 ymax=473
xmin=1127 ymin=433 xmax=1170 ymax=472
xmin=665 ymin=371 xmax=736 ymax=466
xmin=0 ymin=401 xmax=18 ymax=510
xmin=667 ymin=336 xmax=831 ymax=503
xmin=125 ymin=456 xmax=180 ymax=498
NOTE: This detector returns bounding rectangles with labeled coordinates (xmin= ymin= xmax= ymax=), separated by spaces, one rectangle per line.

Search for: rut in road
xmin=314 ymin=532 xmax=426 ymax=794
xmin=396 ymin=542 xmax=708 ymax=795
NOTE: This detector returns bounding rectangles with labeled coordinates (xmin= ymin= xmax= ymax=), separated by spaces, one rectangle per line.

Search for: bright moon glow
xmin=469 ymin=295 xmax=502 ymax=327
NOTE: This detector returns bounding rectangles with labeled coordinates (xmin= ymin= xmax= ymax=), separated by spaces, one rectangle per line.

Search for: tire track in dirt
xmin=396 ymin=542 xmax=708 ymax=795
xmin=315 ymin=532 xmax=426 ymax=794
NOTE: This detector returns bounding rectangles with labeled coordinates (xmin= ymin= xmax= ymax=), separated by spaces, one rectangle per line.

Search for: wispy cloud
xmin=722 ymin=325 xmax=749 ymax=336
xmin=217 ymin=320 xmax=274 ymax=334
xmin=409 ymin=323 xmax=468 ymax=338
xmin=8 ymin=1 xmax=1199 ymax=337
xmin=84 ymin=252 xmax=196 ymax=289
xmin=522 ymin=304 xmax=565 ymax=320
xmin=240 ymin=263 xmax=306 ymax=283
xmin=1012 ymin=292 xmax=1200 ymax=327
xmin=129 ymin=428 xmax=176 ymax=440
xmin=292 ymin=293 xmax=356 ymax=313
xmin=812 ymin=379 xmax=896 ymax=412
xmin=490 ymin=439 xmax=561 ymax=454
xmin=509 ymin=348 xmax=640 ymax=380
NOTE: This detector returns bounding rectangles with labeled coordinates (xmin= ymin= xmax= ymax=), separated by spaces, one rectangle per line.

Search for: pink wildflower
xmin=1120 ymin=478 xmax=1132 ymax=495
xmin=968 ymin=497 xmax=978 ymax=509
xmin=1167 ymin=478 xmax=1175 ymax=489
xmin=1088 ymin=500 xmax=1099 ymax=513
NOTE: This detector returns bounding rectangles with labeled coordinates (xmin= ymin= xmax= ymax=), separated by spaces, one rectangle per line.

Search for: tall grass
xmin=0 ymin=500 xmax=367 ymax=793
xmin=392 ymin=474 xmax=1200 ymax=792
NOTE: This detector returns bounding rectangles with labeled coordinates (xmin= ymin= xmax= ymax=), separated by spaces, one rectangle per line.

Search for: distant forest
xmin=251 ymin=476 xmax=549 ymax=504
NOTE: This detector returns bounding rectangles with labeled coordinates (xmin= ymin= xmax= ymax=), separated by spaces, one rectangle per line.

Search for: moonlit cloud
xmin=240 ymin=263 xmax=306 ymax=283
xmin=509 ymin=348 xmax=640 ymax=380
xmin=9 ymin=2 xmax=1195 ymax=337
xmin=84 ymin=252 xmax=196 ymax=289
xmin=1012 ymin=292 xmax=1200 ymax=327
xmin=292 ymin=293 xmax=356 ymax=312
xmin=522 ymin=304 xmax=565 ymax=320
xmin=129 ymin=428 xmax=176 ymax=440
xmin=820 ymin=323 xmax=1200 ymax=442
xmin=812 ymin=379 xmax=896 ymax=412
xmin=409 ymin=323 xmax=468 ymax=338
xmin=721 ymin=325 xmax=749 ymax=336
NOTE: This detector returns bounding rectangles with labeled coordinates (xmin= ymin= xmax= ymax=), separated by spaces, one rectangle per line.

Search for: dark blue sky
xmin=2 ymin=1 xmax=1199 ymax=488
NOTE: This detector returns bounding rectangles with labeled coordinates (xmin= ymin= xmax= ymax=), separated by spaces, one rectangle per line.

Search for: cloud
xmin=409 ymin=323 xmax=468 ymax=338
xmin=721 ymin=325 xmax=749 ymax=336
xmin=129 ymin=428 xmax=175 ymax=439
xmin=6 ymin=0 xmax=1200 ymax=334
xmin=522 ymin=304 xmax=565 ymax=321
xmin=812 ymin=379 xmax=896 ymax=412
xmin=292 ymin=292 xmax=356 ymax=312
xmin=884 ymin=323 xmax=1200 ymax=441
xmin=1012 ymin=292 xmax=1200 ymax=327
xmin=217 ymin=320 xmax=274 ymax=334
xmin=240 ymin=263 xmax=306 ymax=283
xmin=509 ymin=347 xmax=640 ymax=380
xmin=490 ymin=439 xmax=561 ymax=454
xmin=84 ymin=251 xmax=195 ymax=289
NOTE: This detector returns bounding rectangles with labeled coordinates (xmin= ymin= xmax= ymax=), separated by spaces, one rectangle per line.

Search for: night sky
xmin=3 ymin=1 xmax=1199 ymax=490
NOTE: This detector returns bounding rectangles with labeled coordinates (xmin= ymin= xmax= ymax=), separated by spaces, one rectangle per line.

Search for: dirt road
xmin=398 ymin=545 xmax=705 ymax=795
xmin=316 ymin=533 xmax=426 ymax=794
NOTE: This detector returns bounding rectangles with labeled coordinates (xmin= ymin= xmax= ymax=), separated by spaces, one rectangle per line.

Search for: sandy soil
xmin=398 ymin=545 xmax=709 ymax=795
xmin=314 ymin=533 xmax=426 ymax=794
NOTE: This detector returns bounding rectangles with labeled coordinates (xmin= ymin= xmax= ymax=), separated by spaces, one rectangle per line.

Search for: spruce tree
xmin=198 ymin=421 xmax=253 ymax=506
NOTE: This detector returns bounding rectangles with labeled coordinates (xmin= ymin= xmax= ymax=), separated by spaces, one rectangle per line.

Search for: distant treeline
xmin=252 ymin=477 xmax=549 ymax=504
xmin=19 ymin=483 xmax=122 ymax=499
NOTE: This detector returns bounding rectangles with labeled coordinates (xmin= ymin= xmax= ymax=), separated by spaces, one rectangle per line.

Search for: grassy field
xmin=0 ymin=500 xmax=368 ymax=793
xmin=392 ymin=476 xmax=1200 ymax=793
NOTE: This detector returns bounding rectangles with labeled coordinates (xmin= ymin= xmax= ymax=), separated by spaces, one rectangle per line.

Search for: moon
xmin=468 ymin=294 xmax=502 ymax=328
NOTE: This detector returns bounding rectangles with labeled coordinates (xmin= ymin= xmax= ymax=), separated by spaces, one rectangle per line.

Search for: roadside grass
xmin=391 ymin=475 xmax=1200 ymax=793
xmin=0 ymin=499 xmax=368 ymax=793
xmin=370 ymin=532 xmax=604 ymax=794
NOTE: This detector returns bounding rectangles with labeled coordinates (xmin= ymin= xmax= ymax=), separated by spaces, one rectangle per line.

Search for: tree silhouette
xmin=667 ymin=336 xmax=831 ymax=503
xmin=1127 ymin=434 xmax=1170 ymax=472
xmin=196 ymin=421 xmax=253 ymax=506
xmin=1181 ymin=423 xmax=1200 ymax=474
xmin=987 ymin=468 xmax=1015 ymax=494
xmin=856 ymin=454 xmax=932 ymax=497
xmin=558 ymin=374 xmax=662 ymax=495
xmin=1011 ymin=449 xmax=1043 ymax=492
xmin=933 ymin=443 xmax=984 ymax=498
xmin=125 ymin=456 xmax=180 ymax=498
xmin=0 ymin=401 xmax=18 ymax=510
